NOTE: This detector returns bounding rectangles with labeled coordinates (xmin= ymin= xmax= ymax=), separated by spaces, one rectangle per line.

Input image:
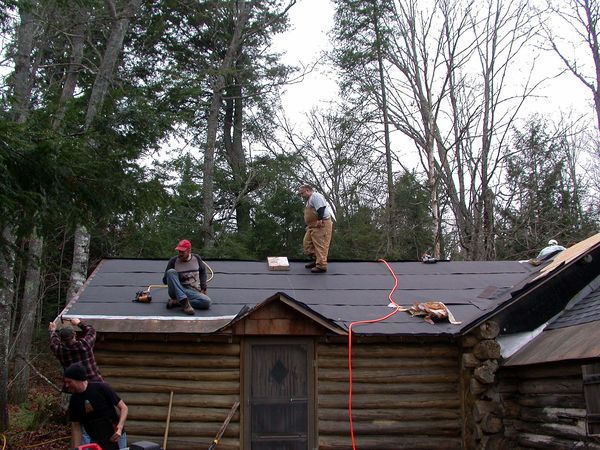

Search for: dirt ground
xmin=4 ymin=347 xmax=71 ymax=450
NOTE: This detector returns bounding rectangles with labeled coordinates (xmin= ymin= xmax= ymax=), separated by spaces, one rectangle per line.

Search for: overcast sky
xmin=272 ymin=0 xmax=338 ymax=124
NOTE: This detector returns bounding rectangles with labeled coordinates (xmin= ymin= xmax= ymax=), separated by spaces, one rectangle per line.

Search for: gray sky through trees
xmin=276 ymin=0 xmax=595 ymax=142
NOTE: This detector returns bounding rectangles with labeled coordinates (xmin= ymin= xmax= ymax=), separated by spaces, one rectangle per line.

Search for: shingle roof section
xmin=62 ymin=258 xmax=535 ymax=336
xmin=546 ymin=282 xmax=600 ymax=330
xmin=503 ymin=281 xmax=600 ymax=366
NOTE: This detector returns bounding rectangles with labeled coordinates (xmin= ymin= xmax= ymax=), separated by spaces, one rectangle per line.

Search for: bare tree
xmin=541 ymin=0 xmax=600 ymax=131
xmin=589 ymin=135 xmax=600 ymax=211
xmin=275 ymin=106 xmax=386 ymax=221
xmin=384 ymin=0 xmax=539 ymax=259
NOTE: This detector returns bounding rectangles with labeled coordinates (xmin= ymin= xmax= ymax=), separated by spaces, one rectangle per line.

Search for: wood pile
xmin=460 ymin=320 xmax=511 ymax=450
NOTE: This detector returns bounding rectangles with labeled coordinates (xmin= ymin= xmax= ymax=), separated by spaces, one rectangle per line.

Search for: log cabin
xmin=494 ymin=234 xmax=600 ymax=450
xmin=55 ymin=233 xmax=600 ymax=450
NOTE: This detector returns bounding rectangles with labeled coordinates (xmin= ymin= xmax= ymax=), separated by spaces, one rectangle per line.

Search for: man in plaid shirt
xmin=49 ymin=317 xmax=103 ymax=382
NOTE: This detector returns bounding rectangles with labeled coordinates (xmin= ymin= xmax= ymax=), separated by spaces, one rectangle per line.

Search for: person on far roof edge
xmin=536 ymin=239 xmax=567 ymax=261
xmin=163 ymin=239 xmax=211 ymax=315
xmin=298 ymin=184 xmax=336 ymax=273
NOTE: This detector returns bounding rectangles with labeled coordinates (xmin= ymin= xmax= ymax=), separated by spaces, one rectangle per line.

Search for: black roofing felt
xmin=62 ymin=258 xmax=538 ymax=336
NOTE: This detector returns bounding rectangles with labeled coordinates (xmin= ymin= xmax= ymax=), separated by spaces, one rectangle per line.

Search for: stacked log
xmin=95 ymin=337 xmax=241 ymax=450
xmin=460 ymin=320 xmax=509 ymax=449
xmin=317 ymin=341 xmax=463 ymax=450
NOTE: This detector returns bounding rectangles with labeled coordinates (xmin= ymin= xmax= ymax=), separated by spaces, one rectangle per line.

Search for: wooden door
xmin=244 ymin=339 xmax=314 ymax=450
xmin=583 ymin=362 xmax=600 ymax=435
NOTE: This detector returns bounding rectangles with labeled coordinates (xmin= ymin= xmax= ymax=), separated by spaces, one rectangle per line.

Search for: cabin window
xmin=582 ymin=363 xmax=600 ymax=435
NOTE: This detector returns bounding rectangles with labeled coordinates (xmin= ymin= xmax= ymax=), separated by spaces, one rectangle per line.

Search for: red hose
xmin=347 ymin=259 xmax=401 ymax=450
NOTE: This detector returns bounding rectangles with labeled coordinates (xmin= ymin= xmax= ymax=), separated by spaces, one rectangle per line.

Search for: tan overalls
xmin=303 ymin=204 xmax=333 ymax=270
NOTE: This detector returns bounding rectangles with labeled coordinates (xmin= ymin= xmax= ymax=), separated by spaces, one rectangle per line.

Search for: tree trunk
xmin=12 ymin=8 xmax=37 ymax=123
xmin=52 ymin=5 xmax=88 ymax=129
xmin=583 ymin=0 xmax=600 ymax=132
xmin=67 ymin=0 xmax=142 ymax=301
xmin=223 ymin=81 xmax=250 ymax=234
xmin=1 ymin=2 xmax=41 ymax=430
xmin=372 ymin=5 xmax=395 ymax=255
xmin=66 ymin=225 xmax=91 ymax=303
xmin=0 ymin=226 xmax=17 ymax=431
xmin=84 ymin=0 xmax=143 ymax=131
xmin=9 ymin=229 xmax=43 ymax=403
xmin=202 ymin=0 xmax=249 ymax=250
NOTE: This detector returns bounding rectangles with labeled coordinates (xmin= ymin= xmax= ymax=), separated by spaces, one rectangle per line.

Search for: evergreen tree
xmin=496 ymin=118 xmax=597 ymax=259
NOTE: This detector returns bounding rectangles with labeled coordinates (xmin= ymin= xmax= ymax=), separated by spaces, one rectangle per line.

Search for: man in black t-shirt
xmin=64 ymin=364 xmax=128 ymax=450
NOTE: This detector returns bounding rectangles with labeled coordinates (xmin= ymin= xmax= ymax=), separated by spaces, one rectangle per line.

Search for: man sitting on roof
xmin=163 ymin=239 xmax=212 ymax=315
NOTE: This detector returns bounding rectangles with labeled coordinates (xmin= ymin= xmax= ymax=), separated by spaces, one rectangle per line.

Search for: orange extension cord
xmin=347 ymin=259 xmax=402 ymax=450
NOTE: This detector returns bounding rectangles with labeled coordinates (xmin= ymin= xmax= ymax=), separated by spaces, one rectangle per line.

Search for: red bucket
xmin=77 ymin=444 xmax=103 ymax=450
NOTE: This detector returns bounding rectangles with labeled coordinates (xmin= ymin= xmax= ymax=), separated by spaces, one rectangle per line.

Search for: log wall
xmin=316 ymin=340 xmax=463 ymax=450
xmin=95 ymin=335 xmax=241 ymax=450
xmin=498 ymin=362 xmax=600 ymax=450
xmin=95 ymin=334 xmax=470 ymax=450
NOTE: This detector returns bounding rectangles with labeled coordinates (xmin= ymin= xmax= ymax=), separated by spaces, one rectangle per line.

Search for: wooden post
xmin=163 ymin=391 xmax=174 ymax=450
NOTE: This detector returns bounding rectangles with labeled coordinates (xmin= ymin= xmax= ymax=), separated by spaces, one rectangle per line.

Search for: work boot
xmin=305 ymin=260 xmax=317 ymax=269
xmin=166 ymin=298 xmax=179 ymax=309
xmin=311 ymin=266 xmax=327 ymax=273
xmin=182 ymin=298 xmax=195 ymax=315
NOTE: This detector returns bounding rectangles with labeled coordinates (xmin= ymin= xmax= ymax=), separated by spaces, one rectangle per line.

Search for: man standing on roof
xmin=163 ymin=239 xmax=212 ymax=315
xmin=64 ymin=363 xmax=128 ymax=450
xmin=298 ymin=184 xmax=335 ymax=273
xmin=48 ymin=318 xmax=103 ymax=382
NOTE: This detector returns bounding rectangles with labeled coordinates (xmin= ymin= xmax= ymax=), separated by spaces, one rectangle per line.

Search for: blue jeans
xmin=82 ymin=427 xmax=127 ymax=449
xmin=165 ymin=269 xmax=212 ymax=309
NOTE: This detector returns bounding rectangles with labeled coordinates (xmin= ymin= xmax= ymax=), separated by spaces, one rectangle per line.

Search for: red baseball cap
xmin=175 ymin=239 xmax=192 ymax=251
